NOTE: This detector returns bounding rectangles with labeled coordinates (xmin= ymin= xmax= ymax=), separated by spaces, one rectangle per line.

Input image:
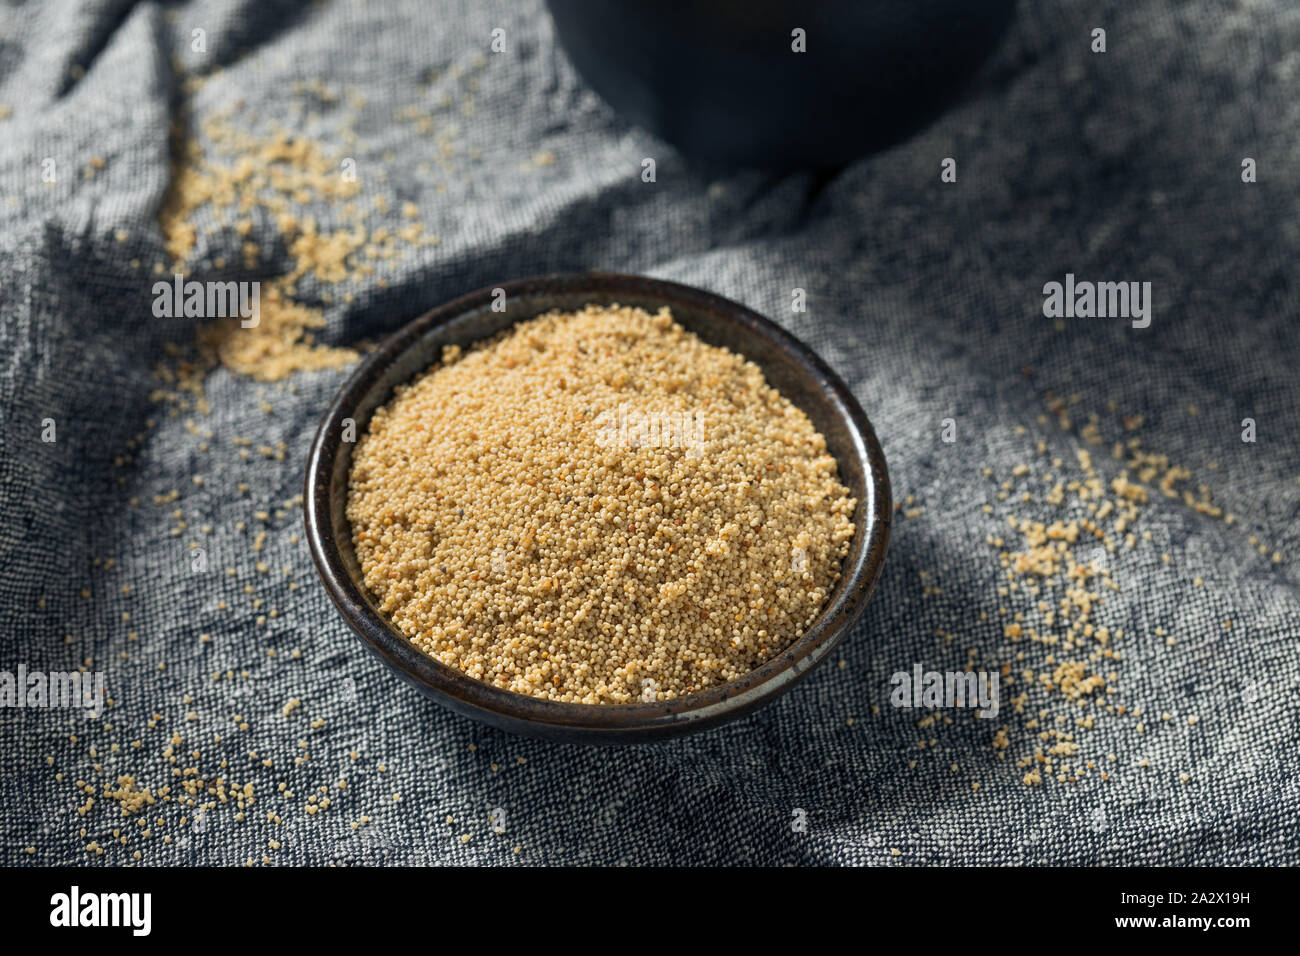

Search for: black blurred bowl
xmin=547 ymin=0 xmax=1016 ymax=169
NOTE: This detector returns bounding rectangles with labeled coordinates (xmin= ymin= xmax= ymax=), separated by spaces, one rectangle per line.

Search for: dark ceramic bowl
xmin=547 ymin=0 xmax=1016 ymax=169
xmin=304 ymin=274 xmax=891 ymax=743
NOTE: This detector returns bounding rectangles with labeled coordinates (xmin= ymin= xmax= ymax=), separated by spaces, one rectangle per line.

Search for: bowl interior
xmin=306 ymin=274 xmax=890 ymax=741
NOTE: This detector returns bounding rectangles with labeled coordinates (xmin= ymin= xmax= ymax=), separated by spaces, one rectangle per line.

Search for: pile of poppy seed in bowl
xmin=346 ymin=304 xmax=857 ymax=704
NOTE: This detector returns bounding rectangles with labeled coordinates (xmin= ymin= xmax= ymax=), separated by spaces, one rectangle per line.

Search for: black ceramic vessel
xmin=304 ymin=274 xmax=891 ymax=743
xmin=547 ymin=0 xmax=1017 ymax=169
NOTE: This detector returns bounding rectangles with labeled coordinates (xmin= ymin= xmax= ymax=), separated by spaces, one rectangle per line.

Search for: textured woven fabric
xmin=1 ymin=0 xmax=1297 ymax=866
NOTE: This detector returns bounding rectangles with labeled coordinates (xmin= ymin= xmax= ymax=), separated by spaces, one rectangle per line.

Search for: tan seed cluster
xmin=158 ymin=114 xmax=365 ymax=384
xmin=153 ymin=65 xmax=482 ymax=396
xmin=970 ymin=389 xmax=1269 ymax=788
xmin=348 ymin=305 xmax=856 ymax=703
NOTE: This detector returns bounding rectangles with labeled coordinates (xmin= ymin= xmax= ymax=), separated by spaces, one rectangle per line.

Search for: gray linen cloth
xmin=0 ymin=0 xmax=1296 ymax=865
